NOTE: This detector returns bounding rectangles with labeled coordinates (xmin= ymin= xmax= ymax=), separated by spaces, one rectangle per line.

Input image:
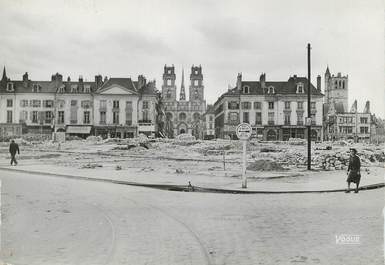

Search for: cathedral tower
xmin=162 ymin=65 xmax=177 ymax=101
xmin=189 ymin=65 xmax=204 ymax=101
xmin=179 ymin=68 xmax=186 ymax=101
xmin=324 ymin=66 xmax=348 ymax=112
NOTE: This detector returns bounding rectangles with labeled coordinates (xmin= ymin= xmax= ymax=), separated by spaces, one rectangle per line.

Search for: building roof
xmin=98 ymin=78 xmax=137 ymax=93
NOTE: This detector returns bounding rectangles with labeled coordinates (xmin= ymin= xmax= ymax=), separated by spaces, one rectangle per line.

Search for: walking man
xmin=346 ymin=148 xmax=361 ymax=193
xmin=9 ymin=140 xmax=20 ymax=166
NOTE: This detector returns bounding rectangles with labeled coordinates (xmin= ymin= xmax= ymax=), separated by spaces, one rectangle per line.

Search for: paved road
xmin=0 ymin=170 xmax=383 ymax=265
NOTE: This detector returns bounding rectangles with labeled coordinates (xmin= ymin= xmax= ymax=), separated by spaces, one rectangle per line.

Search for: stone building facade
xmin=214 ymin=73 xmax=324 ymax=141
xmin=161 ymin=65 xmax=206 ymax=138
xmin=0 ymin=67 xmax=157 ymax=139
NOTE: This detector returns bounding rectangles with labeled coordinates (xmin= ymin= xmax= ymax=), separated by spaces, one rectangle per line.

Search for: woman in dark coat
xmin=346 ymin=148 xmax=361 ymax=193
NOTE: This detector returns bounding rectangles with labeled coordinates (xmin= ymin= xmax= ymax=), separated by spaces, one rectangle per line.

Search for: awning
xmin=66 ymin=126 xmax=92 ymax=134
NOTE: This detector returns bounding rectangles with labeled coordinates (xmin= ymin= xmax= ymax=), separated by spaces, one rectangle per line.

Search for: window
xmin=6 ymin=82 xmax=14 ymax=91
xmin=296 ymin=83 xmax=304 ymax=93
xmin=167 ymin=79 xmax=172 ymax=86
xmin=268 ymin=86 xmax=275 ymax=94
xmin=243 ymin=86 xmax=249 ymax=94
xmin=32 ymin=84 xmax=40 ymax=92
xmin=243 ymin=112 xmax=249 ymax=123
xmin=254 ymin=102 xmax=261 ymax=109
xmin=126 ymin=112 xmax=132 ymax=125
xmin=297 ymin=114 xmax=303 ymax=125
xmin=268 ymin=102 xmax=274 ymax=110
xmin=284 ymin=101 xmax=291 ymax=110
xmin=284 ymin=113 xmax=291 ymax=125
xmin=70 ymin=109 xmax=77 ymax=124
xmin=209 ymin=116 xmax=213 ymax=122
xmin=311 ymin=102 xmax=316 ymax=109
xmin=360 ymin=127 xmax=369 ymax=134
xmin=84 ymin=85 xmax=91 ymax=93
xmin=360 ymin=117 xmax=368 ymax=124
xmin=142 ymin=101 xmax=149 ymax=109
xmin=311 ymin=114 xmax=316 ymax=125
xmin=126 ymin=101 xmax=133 ymax=111
xmin=71 ymin=100 xmax=77 ymax=107
xmin=229 ymin=112 xmax=239 ymax=123
xmin=32 ymin=111 xmax=38 ymax=123
xmin=179 ymin=112 xmax=186 ymax=120
xmin=31 ymin=100 xmax=41 ymax=108
xmin=71 ymin=85 xmax=78 ymax=93
xmin=241 ymin=102 xmax=251 ymax=109
xmin=81 ymin=100 xmax=91 ymax=109
xmin=268 ymin=112 xmax=274 ymax=125
xmin=113 ymin=100 xmax=119 ymax=109
xmin=142 ymin=110 xmax=149 ymax=121
xmin=20 ymin=100 xmax=29 ymax=107
xmin=100 ymin=111 xmax=106 ymax=124
xmin=43 ymin=100 xmax=54 ymax=108
xmin=83 ymin=111 xmax=90 ymax=124
xmin=194 ymin=80 xmax=199 ymax=86
xmin=57 ymin=100 xmax=65 ymax=108
xmin=166 ymin=90 xmax=171 ymax=98
xmin=113 ymin=112 xmax=119 ymax=124
xmin=7 ymin=111 xmax=12 ymax=123
xmin=339 ymin=126 xmax=353 ymax=134
xmin=58 ymin=111 xmax=65 ymax=124
xmin=209 ymin=123 xmax=213 ymax=129
xmin=194 ymin=90 xmax=199 ymax=99
xmin=45 ymin=111 xmax=52 ymax=123
xmin=58 ymin=86 xmax=65 ymax=93
xmin=297 ymin=101 xmax=303 ymax=110
xmin=255 ymin=112 xmax=262 ymax=125
xmin=100 ymin=100 xmax=107 ymax=109
xmin=228 ymin=101 xmax=239 ymax=110
xmin=7 ymin=99 xmax=13 ymax=107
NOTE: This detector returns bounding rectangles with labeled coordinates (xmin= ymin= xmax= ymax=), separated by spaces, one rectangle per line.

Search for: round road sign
xmin=236 ymin=123 xmax=252 ymax=140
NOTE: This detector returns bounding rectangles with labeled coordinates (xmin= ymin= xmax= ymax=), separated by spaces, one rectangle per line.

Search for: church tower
xmin=162 ymin=65 xmax=177 ymax=101
xmin=189 ymin=65 xmax=204 ymax=102
xmin=324 ymin=66 xmax=348 ymax=112
xmin=179 ymin=68 xmax=186 ymax=101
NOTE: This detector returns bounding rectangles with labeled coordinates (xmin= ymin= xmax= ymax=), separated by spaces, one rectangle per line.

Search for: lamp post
xmin=307 ymin=43 xmax=312 ymax=170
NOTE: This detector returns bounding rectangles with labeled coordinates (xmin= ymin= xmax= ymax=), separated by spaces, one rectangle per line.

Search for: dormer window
xmin=6 ymin=82 xmax=14 ymax=92
xmin=243 ymin=86 xmax=250 ymax=94
xmin=267 ymin=86 xmax=275 ymax=94
xmin=32 ymin=84 xmax=40 ymax=92
xmin=84 ymin=85 xmax=91 ymax=93
xmin=58 ymin=86 xmax=65 ymax=93
xmin=71 ymin=85 xmax=78 ymax=93
xmin=296 ymin=83 xmax=304 ymax=94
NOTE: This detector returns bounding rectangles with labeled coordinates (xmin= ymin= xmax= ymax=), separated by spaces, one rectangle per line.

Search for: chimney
xmin=236 ymin=73 xmax=242 ymax=91
xmin=317 ymin=75 xmax=321 ymax=91
xmin=138 ymin=75 xmax=147 ymax=90
xmin=67 ymin=76 xmax=71 ymax=82
xmin=79 ymin=75 xmax=83 ymax=83
xmin=51 ymin=73 xmax=63 ymax=82
xmin=104 ymin=76 xmax=108 ymax=83
xmin=95 ymin=75 xmax=103 ymax=88
xmin=23 ymin=72 xmax=28 ymax=87
xmin=260 ymin=73 xmax=266 ymax=89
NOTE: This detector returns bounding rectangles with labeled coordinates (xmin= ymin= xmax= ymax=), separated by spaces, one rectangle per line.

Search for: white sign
xmin=236 ymin=123 xmax=252 ymax=140
xmin=306 ymin=117 xmax=312 ymax=126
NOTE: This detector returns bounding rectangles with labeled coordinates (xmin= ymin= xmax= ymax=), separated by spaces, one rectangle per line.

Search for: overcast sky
xmin=0 ymin=0 xmax=384 ymax=117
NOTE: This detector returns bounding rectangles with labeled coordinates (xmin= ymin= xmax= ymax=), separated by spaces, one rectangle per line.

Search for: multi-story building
xmin=0 ymin=67 xmax=157 ymax=139
xmin=214 ymin=73 xmax=324 ymax=141
xmin=161 ymin=65 xmax=206 ymax=138
xmin=323 ymin=67 xmax=372 ymax=142
xmin=202 ymin=104 xmax=215 ymax=140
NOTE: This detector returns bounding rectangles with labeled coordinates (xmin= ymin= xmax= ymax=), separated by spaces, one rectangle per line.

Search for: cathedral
xmin=161 ymin=65 xmax=206 ymax=138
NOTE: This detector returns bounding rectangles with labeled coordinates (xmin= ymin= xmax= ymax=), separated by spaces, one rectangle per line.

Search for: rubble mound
xmin=247 ymin=160 xmax=286 ymax=171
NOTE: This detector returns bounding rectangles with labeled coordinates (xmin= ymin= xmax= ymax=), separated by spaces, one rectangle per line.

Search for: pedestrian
xmin=9 ymin=139 xmax=20 ymax=166
xmin=346 ymin=148 xmax=361 ymax=193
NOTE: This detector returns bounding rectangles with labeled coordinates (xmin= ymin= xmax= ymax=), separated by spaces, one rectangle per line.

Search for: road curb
xmin=0 ymin=167 xmax=384 ymax=194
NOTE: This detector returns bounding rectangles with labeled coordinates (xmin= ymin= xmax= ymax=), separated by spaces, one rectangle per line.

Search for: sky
xmin=0 ymin=0 xmax=384 ymax=117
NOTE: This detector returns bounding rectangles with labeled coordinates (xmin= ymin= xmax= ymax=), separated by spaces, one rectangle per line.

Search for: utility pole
xmin=307 ymin=43 xmax=311 ymax=170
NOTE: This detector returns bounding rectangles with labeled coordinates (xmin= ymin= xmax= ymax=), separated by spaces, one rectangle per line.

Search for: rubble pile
xmin=247 ymin=160 xmax=286 ymax=171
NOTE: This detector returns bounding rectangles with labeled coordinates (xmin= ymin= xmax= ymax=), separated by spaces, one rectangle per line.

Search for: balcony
xmin=70 ymin=120 xmax=77 ymax=124
xmin=297 ymin=121 xmax=304 ymax=126
xmin=138 ymin=120 xmax=153 ymax=125
xmin=268 ymin=121 xmax=275 ymax=125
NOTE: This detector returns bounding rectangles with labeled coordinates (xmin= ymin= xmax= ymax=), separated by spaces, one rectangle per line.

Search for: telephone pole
xmin=307 ymin=43 xmax=311 ymax=170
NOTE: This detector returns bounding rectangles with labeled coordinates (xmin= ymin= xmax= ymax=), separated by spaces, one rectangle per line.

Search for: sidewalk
xmin=0 ymin=160 xmax=383 ymax=192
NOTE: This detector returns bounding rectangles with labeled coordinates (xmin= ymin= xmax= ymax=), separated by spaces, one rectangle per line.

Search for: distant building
xmin=161 ymin=65 xmax=206 ymax=138
xmin=0 ymin=67 xmax=158 ymax=139
xmin=203 ymin=104 xmax=215 ymax=139
xmin=213 ymin=73 xmax=324 ymax=141
xmin=323 ymin=67 xmax=372 ymax=142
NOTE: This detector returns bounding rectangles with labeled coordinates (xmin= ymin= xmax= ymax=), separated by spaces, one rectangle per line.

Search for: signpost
xmin=236 ymin=123 xmax=252 ymax=188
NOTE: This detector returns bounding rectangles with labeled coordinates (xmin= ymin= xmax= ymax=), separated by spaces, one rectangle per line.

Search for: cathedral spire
xmin=325 ymin=65 xmax=330 ymax=76
xmin=179 ymin=67 xmax=186 ymax=100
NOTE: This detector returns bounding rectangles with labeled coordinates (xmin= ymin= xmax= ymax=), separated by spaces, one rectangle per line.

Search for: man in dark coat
xmin=9 ymin=140 xmax=20 ymax=166
xmin=346 ymin=148 xmax=361 ymax=193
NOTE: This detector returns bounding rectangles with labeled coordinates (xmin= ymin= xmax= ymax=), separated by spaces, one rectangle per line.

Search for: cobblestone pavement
xmin=0 ymin=170 xmax=383 ymax=265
